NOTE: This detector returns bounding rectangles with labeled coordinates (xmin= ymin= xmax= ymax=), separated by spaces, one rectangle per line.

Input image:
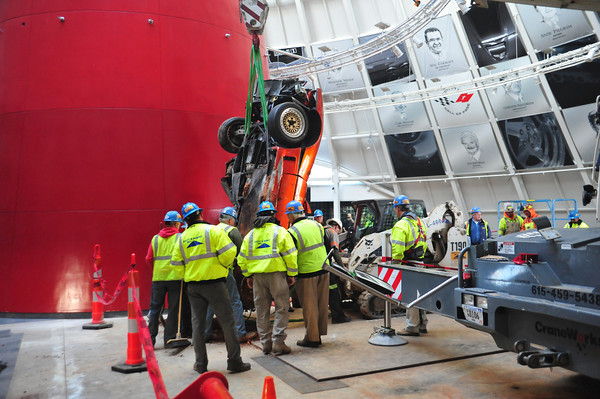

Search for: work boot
xmin=262 ymin=341 xmax=272 ymax=355
xmin=227 ymin=360 xmax=251 ymax=373
xmin=272 ymin=342 xmax=292 ymax=356
xmin=332 ymin=315 xmax=351 ymax=324
xmin=238 ymin=331 xmax=258 ymax=343
xmin=193 ymin=363 xmax=207 ymax=374
xmin=397 ymin=329 xmax=420 ymax=337
xmin=296 ymin=338 xmax=321 ymax=348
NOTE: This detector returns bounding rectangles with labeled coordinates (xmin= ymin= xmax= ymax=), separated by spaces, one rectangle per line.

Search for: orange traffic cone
xmin=112 ymin=270 xmax=147 ymax=373
xmin=262 ymin=376 xmax=277 ymax=399
xmin=174 ymin=371 xmax=232 ymax=399
xmin=83 ymin=245 xmax=112 ymax=330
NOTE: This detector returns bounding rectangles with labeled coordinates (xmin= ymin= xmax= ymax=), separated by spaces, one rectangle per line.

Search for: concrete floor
xmin=1 ymin=309 xmax=599 ymax=399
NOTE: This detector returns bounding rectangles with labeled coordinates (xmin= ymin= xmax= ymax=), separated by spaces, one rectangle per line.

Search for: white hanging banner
xmin=374 ymin=81 xmax=431 ymax=134
xmin=441 ymin=123 xmax=506 ymax=174
xmin=516 ymin=5 xmax=593 ymax=52
xmin=312 ymin=39 xmax=365 ymax=93
xmin=481 ymin=56 xmax=551 ymax=120
xmin=414 ymin=14 xmax=470 ymax=79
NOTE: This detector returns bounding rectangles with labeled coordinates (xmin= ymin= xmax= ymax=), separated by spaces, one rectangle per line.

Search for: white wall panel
xmin=262 ymin=1 xmax=600 ymax=223
xmin=333 ymin=137 xmax=386 ymax=176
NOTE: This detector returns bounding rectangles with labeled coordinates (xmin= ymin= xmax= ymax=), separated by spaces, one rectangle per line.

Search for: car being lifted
xmin=217 ymin=78 xmax=323 ymax=309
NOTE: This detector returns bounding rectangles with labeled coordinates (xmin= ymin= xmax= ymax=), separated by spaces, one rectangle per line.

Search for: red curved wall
xmin=0 ymin=1 xmax=256 ymax=313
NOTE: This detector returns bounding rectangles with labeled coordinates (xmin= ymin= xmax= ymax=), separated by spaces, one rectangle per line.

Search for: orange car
xmin=218 ymin=79 xmax=323 ymax=236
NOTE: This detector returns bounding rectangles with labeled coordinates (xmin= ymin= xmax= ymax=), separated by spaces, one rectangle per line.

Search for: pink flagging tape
xmin=94 ymin=264 xmax=135 ymax=306
xmin=130 ymin=275 xmax=170 ymax=399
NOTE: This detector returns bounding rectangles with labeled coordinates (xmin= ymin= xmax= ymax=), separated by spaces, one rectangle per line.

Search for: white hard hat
xmin=326 ymin=218 xmax=344 ymax=229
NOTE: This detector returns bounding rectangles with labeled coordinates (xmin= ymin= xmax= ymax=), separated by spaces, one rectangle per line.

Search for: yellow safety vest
xmin=238 ymin=223 xmax=298 ymax=277
xmin=288 ymin=219 xmax=327 ymax=274
xmin=151 ymin=233 xmax=183 ymax=281
xmin=564 ymin=221 xmax=589 ymax=228
xmin=218 ymin=222 xmax=234 ymax=234
xmin=391 ymin=213 xmax=428 ymax=261
xmin=170 ymin=222 xmax=236 ymax=282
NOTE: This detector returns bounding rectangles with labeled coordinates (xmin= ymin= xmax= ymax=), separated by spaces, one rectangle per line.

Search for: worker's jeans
xmin=405 ymin=307 xmax=428 ymax=333
xmin=204 ymin=269 xmax=246 ymax=338
xmin=147 ymin=280 xmax=181 ymax=345
xmin=296 ymin=273 xmax=329 ymax=342
xmin=188 ymin=280 xmax=242 ymax=370
xmin=252 ymin=271 xmax=290 ymax=348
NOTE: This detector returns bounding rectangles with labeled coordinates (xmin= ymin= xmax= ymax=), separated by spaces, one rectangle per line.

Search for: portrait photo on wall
xmin=441 ymin=123 xmax=505 ymax=174
xmin=481 ymin=56 xmax=551 ymax=120
xmin=516 ymin=5 xmax=593 ymax=51
xmin=385 ymin=131 xmax=445 ymax=177
xmin=414 ymin=14 xmax=470 ymax=79
xmin=498 ymin=112 xmax=573 ymax=170
xmin=359 ymin=34 xmax=413 ymax=86
xmin=311 ymin=39 xmax=365 ymax=93
xmin=562 ymin=102 xmax=600 ymax=164
xmin=374 ymin=81 xmax=431 ymax=134
xmin=540 ymin=35 xmax=600 ymax=109
xmin=460 ymin=1 xmax=525 ymax=67
xmin=427 ymin=72 xmax=488 ymax=128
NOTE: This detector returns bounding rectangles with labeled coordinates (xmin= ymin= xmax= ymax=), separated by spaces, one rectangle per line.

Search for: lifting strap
xmin=245 ymin=34 xmax=269 ymax=136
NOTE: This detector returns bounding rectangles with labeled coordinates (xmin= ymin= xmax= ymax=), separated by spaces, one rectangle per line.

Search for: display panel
xmin=385 ymin=131 xmax=445 ymax=177
xmin=542 ymin=36 xmax=600 ymax=109
xmin=267 ymin=46 xmax=314 ymax=89
xmin=427 ymin=72 xmax=488 ymax=128
xmin=441 ymin=123 xmax=506 ymax=174
xmin=498 ymin=112 xmax=573 ymax=170
xmin=562 ymin=102 xmax=600 ymax=164
xmin=414 ymin=14 xmax=469 ymax=79
xmin=312 ymin=38 xmax=365 ymax=92
xmin=516 ymin=5 xmax=593 ymax=51
xmin=460 ymin=1 xmax=525 ymax=67
xmin=481 ymin=56 xmax=551 ymax=120
xmin=374 ymin=81 xmax=431 ymax=133
xmin=358 ymin=33 xmax=413 ymax=86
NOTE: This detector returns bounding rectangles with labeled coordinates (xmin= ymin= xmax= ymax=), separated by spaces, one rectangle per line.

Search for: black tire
xmin=358 ymin=291 xmax=405 ymax=320
xmin=218 ymin=117 xmax=246 ymax=154
xmin=267 ymin=102 xmax=321 ymax=148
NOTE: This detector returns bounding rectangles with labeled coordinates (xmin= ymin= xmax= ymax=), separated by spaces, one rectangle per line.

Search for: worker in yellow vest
xmin=146 ymin=211 xmax=190 ymax=348
xmin=238 ymin=201 xmax=298 ymax=356
xmin=171 ymin=202 xmax=250 ymax=374
xmin=564 ymin=211 xmax=589 ymax=228
xmin=205 ymin=207 xmax=258 ymax=343
xmin=390 ymin=195 xmax=429 ymax=337
xmin=286 ymin=200 xmax=329 ymax=348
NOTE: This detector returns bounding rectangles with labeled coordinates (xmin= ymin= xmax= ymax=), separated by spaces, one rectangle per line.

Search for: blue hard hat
xmin=569 ymin=210 xmax=580 ymax=219
xmin=257 ymin=201 xmax=276 ymax=215
xmin=393 ymin=195 xmax=410 ymax=207
xmin=285 ymin=200 xmax=304 ymax=214
xmin=314 ymin=209 xmax=323 ymax=217
xmin=470 ymin=207 xmax=481 ymax=214
xmin=181 ymin=202 xmax=203 ymax=219
xmin=221 ymin=206 xmax=238 ymax=220
xmin=164 ymin=211 xmax=183 ymax=223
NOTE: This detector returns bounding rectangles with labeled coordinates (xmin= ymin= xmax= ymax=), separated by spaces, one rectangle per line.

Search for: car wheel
xmin=268 ymin=102 xmax=320 ymax=148
xmin=358 ymin=291 xmax=405 ymax=320
xmin=218 ymin=117 xmax=246 ymax=154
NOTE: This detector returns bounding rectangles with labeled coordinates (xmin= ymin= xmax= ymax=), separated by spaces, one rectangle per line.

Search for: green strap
xmin=245 ymin=40 xmax=269 ymax=135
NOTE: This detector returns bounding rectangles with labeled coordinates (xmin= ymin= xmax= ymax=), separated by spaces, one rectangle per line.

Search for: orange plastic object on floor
xmin=174 ymin=371 xmax=233 ymax=399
